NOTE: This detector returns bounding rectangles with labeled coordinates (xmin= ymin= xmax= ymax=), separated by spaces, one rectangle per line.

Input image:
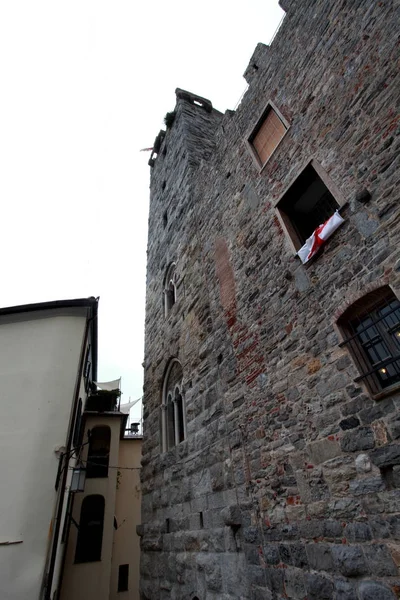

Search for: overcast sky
xmin=0 ymin=1 xmax=284 ymax=423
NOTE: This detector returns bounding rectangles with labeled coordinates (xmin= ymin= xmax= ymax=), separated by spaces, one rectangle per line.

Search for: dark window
xmin=72 ymin=398 xmax=83 ymax=449
xmin=162 ymin=359 xmax=185 ymax=452
xmin=61 ymin=492 xmax=74 ymax=543
xmin=338 ymin=287 xmax=400 ymax=395
xmin=118 ymin=564 xmax=129 ymax=592
xmin=75 ymin=495 xmax=105 ymax=563
xmin=175 ymin=389 xmax=185 ymax=444
xmin=163 ymin=210 xmax=168 ymax=228
xmin=164 ymin=263 xmax=177 ymax=318
xmin=249 ymin=105 xmax=287 ymax=166
xmin=277 ymin=164 xmax=339 ymax=250
xmin=166 ymin=394 xmax=175 ymax=450
xmin=87 ymin=426 xmax=111 ymax=478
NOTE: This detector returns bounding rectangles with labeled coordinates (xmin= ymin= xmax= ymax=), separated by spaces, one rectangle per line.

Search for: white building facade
xmin=0 ymin=298 xmax=98 ymax=600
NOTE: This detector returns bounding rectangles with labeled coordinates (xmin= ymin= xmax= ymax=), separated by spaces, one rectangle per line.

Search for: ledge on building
xmin=243 ymin=43 xmax=269 ymax=84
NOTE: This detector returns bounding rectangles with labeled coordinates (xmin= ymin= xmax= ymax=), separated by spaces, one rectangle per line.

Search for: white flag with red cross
xmin=297 ymin=211 xmax=345 ymax=264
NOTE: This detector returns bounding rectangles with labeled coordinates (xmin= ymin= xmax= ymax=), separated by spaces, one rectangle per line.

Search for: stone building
xmin=140 ymin=0 xmax=400 ymax=598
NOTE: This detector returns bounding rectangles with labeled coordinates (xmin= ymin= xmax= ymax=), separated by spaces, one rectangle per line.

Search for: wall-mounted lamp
xmin=70 ymin=463 xmax=86 ymax=493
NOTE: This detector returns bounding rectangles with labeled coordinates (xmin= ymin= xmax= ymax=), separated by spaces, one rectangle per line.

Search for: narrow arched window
xmin=167 ymin=393 xmax=175 ymax=450
xmin=175 ymin=387 xmax=185 ymax=444
xmin=163 ymin=263 xmax=177 ymax=318
xmin=75 ymin=495 xmax=105 ymax=563
xmin=87 ymin=426 xmax=111 ymax=478
xmin=161 ymin=359 xmax=186 ymax=452
xmin=338 ymin=286 xmax=400 ymax=396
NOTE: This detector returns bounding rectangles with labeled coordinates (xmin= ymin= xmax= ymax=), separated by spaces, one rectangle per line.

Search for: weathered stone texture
xmin=141 ymin=0 xmax=400 ymax=598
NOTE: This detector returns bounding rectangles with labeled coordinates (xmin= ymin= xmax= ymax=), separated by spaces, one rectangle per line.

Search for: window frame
xmin=246 ymin=100 xmax=289 ymax=171
xmin=274 ymin=159 xmax=347 ymax=255
xmin=160 ymin=358 xmax=187 ymax=453
xmin=338 ymin=287 xmax=400 ymax=398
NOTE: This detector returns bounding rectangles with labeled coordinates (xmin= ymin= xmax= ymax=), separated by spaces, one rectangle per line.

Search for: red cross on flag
xmin=298 ymin=211 xmax=345 ymax=264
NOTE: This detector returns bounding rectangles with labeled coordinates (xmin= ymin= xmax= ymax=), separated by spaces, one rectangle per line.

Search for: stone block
xmin=306 ymin=543 xmax=334 ymax=572
xmin=284 ymin=567 xmax=306 ymax=598
xmin=262 ymin=543 xmax=280 ymax=566
xmin=370 ymin=445 xmax=400 ymax=468
xmin=307 ymin=437 xmax=342 ymax=465
xmin=220 ymin=505 xmax=242 ymax=526
xmin=363 ymin=544 xmax=398 ymax=576
xmin=334 ymin=579 xmax=358 ymax=600
xmin=305 ymin=573 xmax=334 ymax=599
xmin=265 ymin=567 xmax=284 ymax=594
xmin=355 ymin=453 xmax=372 ymax=473
xmin=331 ymin=545 xmax=369 ymax=577
xmin=358 ymin=581 xmax=396 ymax=600
xmin=345 ymin=522 xmax=372 ymax=542
xmin=389 ymin=419 xmax=400 ymax=440
xmin=339 ymin=416 xmax=360 ymax=430
xmin=349 ymin=476 xmax=385 ymax=495
xmin=341 ymin=427 xmax=375 ymax=452
xmin=290 ymin=543 xmax=308 ymax=568
xmin=359 ymin=398 xmax=395 ymax=425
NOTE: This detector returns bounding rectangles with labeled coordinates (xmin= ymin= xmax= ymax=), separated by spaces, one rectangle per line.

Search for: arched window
xmin=338 ymin=286 xmax=400 ymax=395
xmin=163 ymin=263 xmax=177 ymax=318
xmin=86 ymin=426 xmax=111 ymax=478
xmin=161 ymin=359 xmax=187 ymax=452
xmin=75 ymin=495 xmax=105 ymax=563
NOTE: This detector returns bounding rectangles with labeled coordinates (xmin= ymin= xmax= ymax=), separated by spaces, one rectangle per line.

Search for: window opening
xmin=167 ymin=393 xmax=175 ymax=450
xmin=75 ymin=495 xmax=105 ymax=563
xmin=161 ymin=359 xmax=186 ymax=452
xmin=163 ymin=263 xmax=177 ymax=318
xmin=163 ymin=210 xmax=168 ymax=229
xmin=87 ymin=426 xmax=111 ymax=478
xmin=248 ymin=104 xmax=287 ymax=167
xmin=277 ymin=163 xmax=340 ymax=251
xmin=175 ymin=388 xmax=185 ymax=444
xmin=338 ymin=287 xmax=400 ymax=395
xmin=72 ymin=398 xmax=83 ymax=449
xmin=118 ymin=564 xmax=129 ymax=592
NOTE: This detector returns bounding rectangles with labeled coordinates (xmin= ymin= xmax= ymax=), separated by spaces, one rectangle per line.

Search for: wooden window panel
xmin=252 ymin=109 xmax=287 ymax=165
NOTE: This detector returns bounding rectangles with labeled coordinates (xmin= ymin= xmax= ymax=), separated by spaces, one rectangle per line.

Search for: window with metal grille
xmin=277 ymin=163 xmax=340 ymax=251
xmin=248 ymin=104 xmax=287 ymax=167
xmin=118 ymin=564 xmax=129 ymax=592
xmin=338 ymin=288 xmax=400 ymax=395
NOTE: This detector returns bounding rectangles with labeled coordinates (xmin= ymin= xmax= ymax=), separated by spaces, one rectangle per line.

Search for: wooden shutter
xmin=252 ymin=109 xmax=286 ymax=165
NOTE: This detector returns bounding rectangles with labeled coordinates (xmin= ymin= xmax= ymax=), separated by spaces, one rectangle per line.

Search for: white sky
xmin=0 ymin=1 xmax=284 ymax=423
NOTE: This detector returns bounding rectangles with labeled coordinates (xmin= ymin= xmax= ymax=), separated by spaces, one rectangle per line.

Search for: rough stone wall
xmin=141 ymin=1 xmax=400 ymax=598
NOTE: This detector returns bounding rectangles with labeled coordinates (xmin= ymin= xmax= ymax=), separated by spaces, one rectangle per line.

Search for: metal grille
xmin=340 ymin=297 xmax=400 ymax=389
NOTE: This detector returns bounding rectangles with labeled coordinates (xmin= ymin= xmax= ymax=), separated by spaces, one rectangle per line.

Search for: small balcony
xmin=123 ymin=422 xmax=142 ymax=438
xmin=85 ymin=389 xmax=121 ymax=413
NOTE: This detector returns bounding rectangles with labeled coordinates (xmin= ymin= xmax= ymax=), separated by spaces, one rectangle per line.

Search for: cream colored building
xmin=58 ymin=395 xmax=142 ymax=600
xmin=0 ymin=296 xmax=142 ymax=600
